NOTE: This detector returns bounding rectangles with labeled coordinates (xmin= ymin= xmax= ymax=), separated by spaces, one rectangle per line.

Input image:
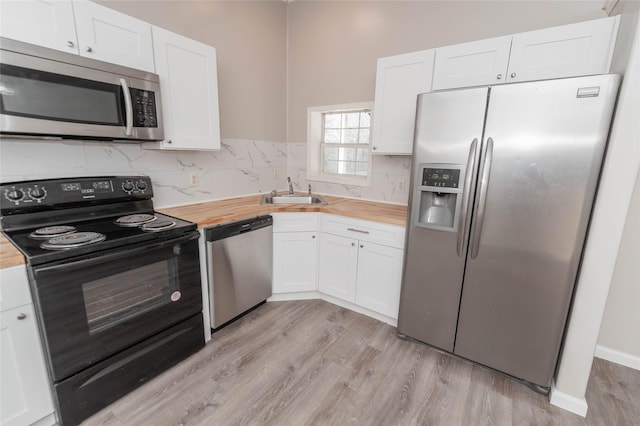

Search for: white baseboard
xmin=595 ymin=344 xmax=640 ymax=371
xmin=549 ymin=386 xmax=588 ymax=417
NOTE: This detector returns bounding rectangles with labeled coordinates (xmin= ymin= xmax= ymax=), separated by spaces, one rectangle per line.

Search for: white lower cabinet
xmin=318 ymin=215 xmax=405 ymax=320
xmin=0 ymin=266 xmax=54 ymax=426
xmin=355 ymin=241 xmax=403 ymax=318
xmin=318 ymin=233 xmax=359 ymax=301
xmin=272 ymin=213 xmax=319 ymax=294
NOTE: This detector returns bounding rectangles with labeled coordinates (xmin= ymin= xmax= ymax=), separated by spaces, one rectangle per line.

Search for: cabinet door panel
xmin=432 ymin=36 xmax=512 ymax=90
xmin=372 ymin=50 xmax=434 ymax=155
xmin=318 ymin=233 xmax=358 ymax=302
xmin=507 ymin=17 xmax=618 ymax=83
xmin=0 ymin=0 xmax=78 ymax=54
xmin=273 ymin=232 xmax=318 ymax=293
xmin=150 ymin=26 xmax=221 ymax=150
xmin=72 ymin=0 xmax=154 ymax=72
xmin=356 ymin=243 xmax=403 ymax=318
xmin=1 ymin=306 xmax=54 ymax=426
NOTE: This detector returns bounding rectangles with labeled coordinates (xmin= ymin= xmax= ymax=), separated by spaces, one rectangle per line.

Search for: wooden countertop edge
xmin=1 ymin=195 xmax=408 ymax=268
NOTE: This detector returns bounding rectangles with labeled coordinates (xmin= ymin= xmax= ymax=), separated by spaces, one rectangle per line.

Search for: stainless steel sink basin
xmin=260 ymin=194 xmax=327 ymax=205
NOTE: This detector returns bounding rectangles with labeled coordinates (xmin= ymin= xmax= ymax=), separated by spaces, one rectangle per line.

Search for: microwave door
xmin=0 ymin=49 xmax=131 ymax=140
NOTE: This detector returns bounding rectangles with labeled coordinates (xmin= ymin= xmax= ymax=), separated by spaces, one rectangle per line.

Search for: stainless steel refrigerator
xmin=397 ymin=74 xmax=620 ymax=389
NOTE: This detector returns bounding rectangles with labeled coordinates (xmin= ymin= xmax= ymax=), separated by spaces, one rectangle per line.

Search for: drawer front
xmin=319 ymin=214 xmax=405 ymax=249
xmin=0 ymin=265 xmax=32 ymax=311
xmin=272 ymin=213 xmax=319 ymax=233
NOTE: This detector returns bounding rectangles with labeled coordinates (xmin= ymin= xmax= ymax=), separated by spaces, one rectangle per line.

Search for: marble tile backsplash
xmin=0 ymin=139 xmax=410 ymax=207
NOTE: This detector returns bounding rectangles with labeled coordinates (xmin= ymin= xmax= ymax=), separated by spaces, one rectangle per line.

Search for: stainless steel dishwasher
xmin=205 ymin=215 xmax=273 ymax=329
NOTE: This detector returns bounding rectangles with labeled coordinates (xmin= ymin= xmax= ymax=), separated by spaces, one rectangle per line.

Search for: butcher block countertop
xmin=1 ymin=194 xmax=408 ymax=268
xmin=159 ymin=194 xmax=408 ymax=229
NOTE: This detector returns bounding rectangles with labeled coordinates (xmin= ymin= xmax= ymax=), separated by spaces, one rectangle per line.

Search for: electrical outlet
xmin=397 ymin=180 xmax=406 ymax=192
xmin=190 ymin=172 xmax=198 ymax=186
xmin=273 ymin=168 xmax=279 ymax=178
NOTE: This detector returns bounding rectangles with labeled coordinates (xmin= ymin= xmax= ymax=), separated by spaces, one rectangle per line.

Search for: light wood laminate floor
xmin=83 ymin=300 xmax=640 ymax=425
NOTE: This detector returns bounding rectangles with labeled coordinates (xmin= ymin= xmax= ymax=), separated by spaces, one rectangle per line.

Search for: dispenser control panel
xmin=422 ymin=168 xmax=461 ymax=188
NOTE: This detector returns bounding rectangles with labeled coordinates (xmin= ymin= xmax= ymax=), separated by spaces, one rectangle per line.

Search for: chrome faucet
xmin=287 ymin=177 xmax=294 ymax=195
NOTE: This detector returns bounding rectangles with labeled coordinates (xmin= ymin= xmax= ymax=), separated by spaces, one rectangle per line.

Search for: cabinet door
xmin=148 ymin=26 xmax=221 ymax=151
xmin=318 ymin=233 xmax=358 ymax=302
xmin=355 ymin=242 xmax=403 ymax=318
xmin=72 ymin=0 xmax=155 ymax=72
xmin=1 ymin=305 xmax=55 ymax=426
xmin=432 ymin=36 xmax=512 ymax=90
xmin=371 ymin=50 xmax=434 ymax=155
xmin=273 ymin=232 xmax=319 ymax=293
xmin=506 ymin=16 xmax=619 ymax=83
xmin=0 ymin=0 xmax=78 ymax=54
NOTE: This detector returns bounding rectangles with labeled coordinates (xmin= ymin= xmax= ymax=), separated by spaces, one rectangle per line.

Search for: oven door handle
xmin=32 ymin=231 xmax=199 ymax=274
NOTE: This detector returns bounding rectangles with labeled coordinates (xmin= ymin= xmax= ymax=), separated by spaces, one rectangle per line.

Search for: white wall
xmin=552 ymin=5 xmax=640 ymax=415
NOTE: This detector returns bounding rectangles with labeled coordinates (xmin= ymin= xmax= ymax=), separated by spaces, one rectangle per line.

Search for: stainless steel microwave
xmin=0 ymin=37 xmax=163 ymax=141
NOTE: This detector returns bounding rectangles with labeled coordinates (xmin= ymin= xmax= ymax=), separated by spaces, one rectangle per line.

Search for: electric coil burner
xmin=0 ymin=176 xmax=205 ymax=426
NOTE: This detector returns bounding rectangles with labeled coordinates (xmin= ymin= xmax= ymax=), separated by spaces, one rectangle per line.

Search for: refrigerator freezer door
xmin=454 ymin=75 xmax=620 ymax=386
xmin=397 ymin=87 xmax=487 ymax=351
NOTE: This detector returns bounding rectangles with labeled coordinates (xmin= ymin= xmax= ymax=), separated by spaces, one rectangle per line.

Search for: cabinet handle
xmin=166 ymin=139 xmax=173 ymax=144
xmin=351 ymin=242 xmax=356 ymax=247
xmin=312 ymin=235 xmax=316 ymax=239
xmin=372 ymin=146 xmax=377 ymax=150
xmin=496 ymin=74 xmax=503 ymax=80
xmin=17 ymin=313 xmax=26 ymax=320
xmin=347 ymin=227 xmax=369 ymax=234
xmin=86 ymin=46 xmax=93 ymax=53
xmin=510 ymin=72 xmax=516 ymax=78
xmin=67 ymin=41 xmax=75 ymax=48
xmin=360 ymin=244 xmax=364 ymax=248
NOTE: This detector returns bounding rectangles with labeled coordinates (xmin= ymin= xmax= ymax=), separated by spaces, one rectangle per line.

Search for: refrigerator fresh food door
xmin=397 ymin=87 xmax=487 ymax=351
xmin=454 ymin=75 xmax=620 ymax=387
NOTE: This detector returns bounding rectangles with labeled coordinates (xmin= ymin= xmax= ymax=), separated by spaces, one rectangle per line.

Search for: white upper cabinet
xmin=432 ymin=36 xmax=512 ymax=91
xmin=506 ymin=17 xmax=619 ymax=83
xmin=432 ymin=16 xmax=619 ymax=90
xmin=0 ymin=0 xmax=155 ymax=72
xmin=146 ymin=26 xmax=221 ymax=151
xmin=372 ymin=49 xmax=434 ymax=155
xmin=72 ymin=0 xmax=155 ymax=72
xmin=0 ymin=0 xmax=78 ymax=54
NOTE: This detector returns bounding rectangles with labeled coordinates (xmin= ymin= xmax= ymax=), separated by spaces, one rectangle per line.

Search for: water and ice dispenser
xmin=414 ymin=164 xmax=464 ymax=232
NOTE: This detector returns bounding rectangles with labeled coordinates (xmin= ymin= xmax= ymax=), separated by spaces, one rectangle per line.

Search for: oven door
xmin=29 ymin=231 xmax=202 ymax=382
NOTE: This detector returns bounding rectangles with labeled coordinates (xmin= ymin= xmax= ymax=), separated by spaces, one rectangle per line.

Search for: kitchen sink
xmin=260 ymin=194 xmax=327 ymax=205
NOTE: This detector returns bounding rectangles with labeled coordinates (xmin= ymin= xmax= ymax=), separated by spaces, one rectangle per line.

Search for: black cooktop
xmin=1 ymin=176 xmax=197 ymax=265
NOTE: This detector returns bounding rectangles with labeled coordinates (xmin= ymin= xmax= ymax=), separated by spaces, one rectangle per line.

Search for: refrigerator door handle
xmin=470 ymin=137 xmax=494 ymax=259
xmin=457 ymin=138 xmax=478 ymax=257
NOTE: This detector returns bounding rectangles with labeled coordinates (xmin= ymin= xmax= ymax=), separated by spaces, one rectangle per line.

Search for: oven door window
xmin=30 ymin=233 xmax=202 ymax=382
xmin=82 ymin=260 xmax=177 ymax=334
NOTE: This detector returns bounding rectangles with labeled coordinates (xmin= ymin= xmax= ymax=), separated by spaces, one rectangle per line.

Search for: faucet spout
xmin=287 ymin=177 xmax=294 ymax=195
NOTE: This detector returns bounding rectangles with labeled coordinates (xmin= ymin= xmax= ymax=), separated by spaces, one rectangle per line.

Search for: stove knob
xmin=122 ymin=181 xmax=134 ymax=192
xmin=29 ymin=187 xmax=47 ymax=200
xmin=136 ymin=180 xmax=148 ymax=191
xmin=6 ymin=189 xmax=24 ymax=202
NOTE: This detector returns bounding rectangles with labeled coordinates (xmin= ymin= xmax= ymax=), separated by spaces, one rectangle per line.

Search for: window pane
xmin=358 ymin=129 xmax=370 ymax=144
xmin=360 ymin=112 xmax=371 ymax=128
xmin=324 ymin=145 xmax=339 ymax=160
xmin=342 ymin=129 xmax=358 ymax=144
xmin=356 ymin=147 xmax=369 ymax=161
xmin=324 ymin=129 xmax=340 ymax=143
xmin=345 ymin=112 xmax=360 ymax=128
xmin=341 ymin=161 xmax=356 ymax=175
xmin=339 ymin=147 xmax=356 ymax=161
xmin=323 ymin=159 xmax=338 ymax=174
xmin=325 ymin=113 xmax=341 ymax=128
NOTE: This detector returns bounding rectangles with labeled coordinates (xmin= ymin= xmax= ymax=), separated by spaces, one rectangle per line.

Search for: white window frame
xmin=307 ymin=101 xmax=373 ymax=187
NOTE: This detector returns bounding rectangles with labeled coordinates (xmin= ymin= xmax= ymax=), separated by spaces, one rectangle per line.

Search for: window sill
xmin=307 ymin=173 xmax=371 ymax=188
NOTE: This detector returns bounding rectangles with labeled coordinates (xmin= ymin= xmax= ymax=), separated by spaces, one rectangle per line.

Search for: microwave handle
xmin=119 ymin=78 xmax=134 ymax=136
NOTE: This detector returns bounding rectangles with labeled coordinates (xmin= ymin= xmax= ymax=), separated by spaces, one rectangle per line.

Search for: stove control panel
xmin=0 ymin=176 xmax=153 ymax=212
